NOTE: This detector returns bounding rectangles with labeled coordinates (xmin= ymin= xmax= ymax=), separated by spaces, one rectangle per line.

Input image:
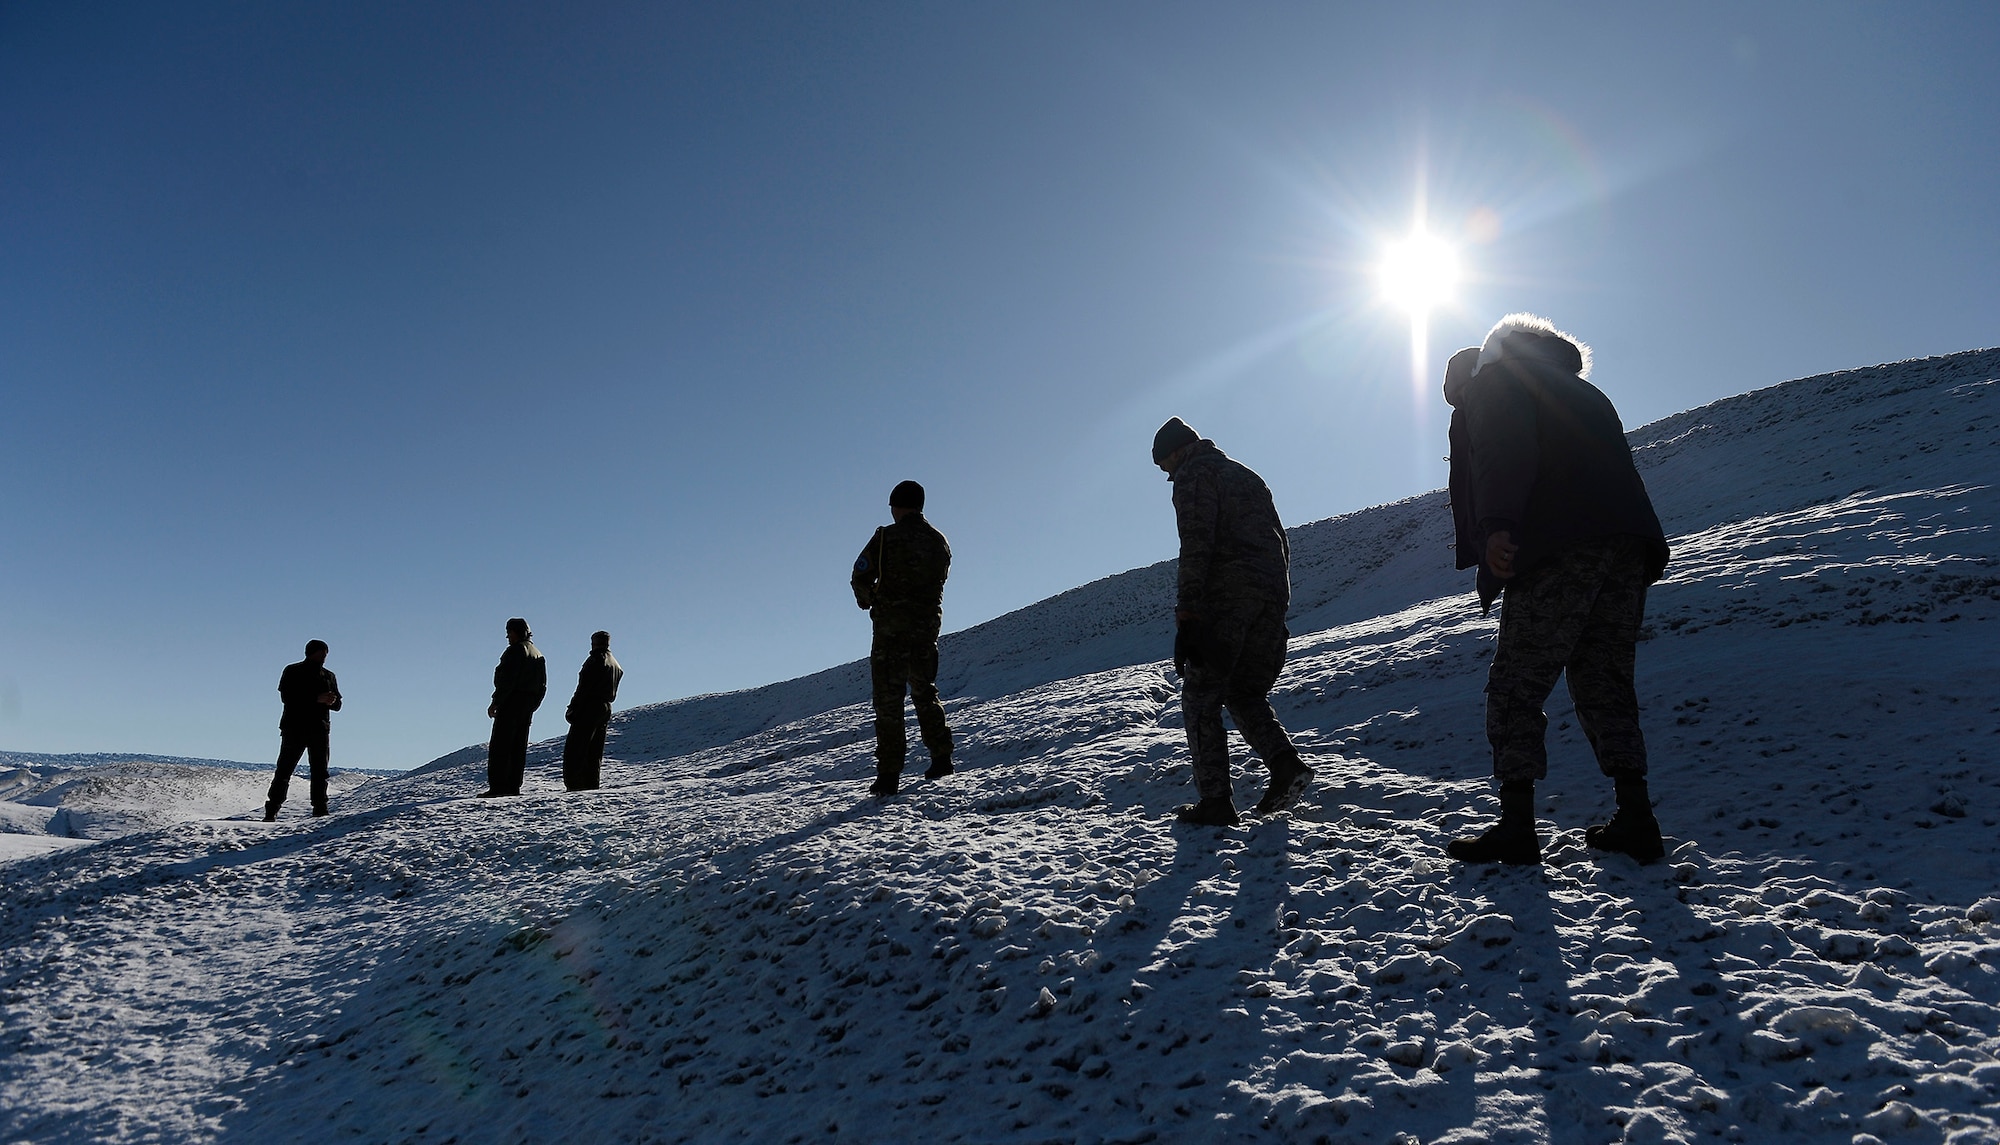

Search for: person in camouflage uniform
xmin=482 ymin=617 xmax=547 ymax=798
xmin=851 ymin=480 xmax=954 ymax=796
xmin=1442 ymin=314 xmax=1671 ymax=865
xmin=1154 ymin=417 xmax=1312 ymax=827
xmin=561 ymin=629 xmax=623 ymax=792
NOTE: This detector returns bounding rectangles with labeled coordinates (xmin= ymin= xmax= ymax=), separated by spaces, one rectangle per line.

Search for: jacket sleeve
xmin=1465 ymin=375 xmax=1538 ymax=540
xmin=324 ymin=670 xmax=342 ymax=712
xmin=851 ymin=528 xmax=882 ymax=608
xmin=1172 ymin=469 xmax=1220 ymax=611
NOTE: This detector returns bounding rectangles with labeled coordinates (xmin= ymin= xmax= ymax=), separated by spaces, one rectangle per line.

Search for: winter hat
xmin=1441 ymin=346 xmax=1482 ymax=407
xmin=506 ymin=617 xmax=530 ymax=637
xmin=889 ymin=480 xmax=926 ymax=510
xmin=1152 ymin=417 xmax=1199 ymax=464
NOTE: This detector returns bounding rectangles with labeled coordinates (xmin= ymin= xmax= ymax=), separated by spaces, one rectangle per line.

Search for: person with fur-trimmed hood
xmin=1442 ymin=314 xmax=1670 ymax=865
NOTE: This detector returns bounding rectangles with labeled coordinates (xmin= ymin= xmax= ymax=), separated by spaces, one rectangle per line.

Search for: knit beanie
xmin=889 ymin=480 xmax=926 ymax=510
xmin=1152 ymin=417 xmax=1199 ymax=464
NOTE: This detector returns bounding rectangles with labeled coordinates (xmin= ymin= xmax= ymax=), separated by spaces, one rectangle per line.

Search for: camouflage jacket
xmin=1170 ymin=441 xmax=1290 ymax=611
xmin=852 ymin=513 xmax=951 ymax=636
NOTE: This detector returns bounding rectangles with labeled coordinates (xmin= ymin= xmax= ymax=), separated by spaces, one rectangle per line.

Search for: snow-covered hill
xmin=0 ymin=753 xmax=379 ymax=863
xmin=3 ymin=349 xmax=1997 ymax=1144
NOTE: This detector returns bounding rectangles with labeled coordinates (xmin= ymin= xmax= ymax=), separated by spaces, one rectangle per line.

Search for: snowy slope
xmin=2 ymin=348 xmax=1998 ymax=1145
xmin=0 ymin=757 xmax=378 ymax=843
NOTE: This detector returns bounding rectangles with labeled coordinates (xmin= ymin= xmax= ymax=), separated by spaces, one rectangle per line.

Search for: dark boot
xmin=1175 ymin=797 xmax=1240 ymax=827
xmin=1586 ymin=778 xmax=1664 ymax=864
xmin=870 ymin=763 xmax=901 ymax=798
xmin=924 ymin=757 xmax=953 ymax=781
xmin=1253 ymin=753 xmax=1314 ymax=815
xmin=1447 ymin=781 xmax=1541 ymax=865
xmin=263 ymin=802 xmax=278 ymax=823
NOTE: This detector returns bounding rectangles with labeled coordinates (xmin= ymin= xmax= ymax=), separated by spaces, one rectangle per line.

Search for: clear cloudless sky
xmin=2 ymin=2 xmax=1995 ymax=770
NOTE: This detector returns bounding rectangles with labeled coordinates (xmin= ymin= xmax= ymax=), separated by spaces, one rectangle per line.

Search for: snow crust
xmin=3 ymin=349 xmax=1998 ymax=1144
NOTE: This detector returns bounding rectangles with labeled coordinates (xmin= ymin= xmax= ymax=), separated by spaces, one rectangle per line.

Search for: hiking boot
xmin=1175 ymin=797 xmax=1240 ymax=827
xmin=263 ymin=802 xmax=278 ymax=823
xmin=1253 ymin=755 xmax=1313 ymax=815
xmin=1586 ymin=778 xmax=1664 ymax=864
xmin=869 ymin=778 xmax=898 ymax=798
xmin=1447 ymin=781 xmax=1542 ymax=865
xmin=311 ymin=808 xmax=329 ymax=818
xmin=924 ymin=758 xmax=954 ymax=781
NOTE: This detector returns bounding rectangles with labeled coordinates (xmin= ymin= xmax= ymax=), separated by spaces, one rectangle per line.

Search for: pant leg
xmin=267 ymin=737 xmax=307 ymax=810
xmin=1564 ymin=540 xmax=1651 ymax=779
xmin=1221 ymin=601 xmax=1301 ymax=772
xmin=906 ymin=639 xmax=954 ymax=765
xmin=870 ymin=632 xmax=911 ymax=776
xmin=306 ymin=736 xmax=331 ymax=813
xmin=1182 ymin=600 xmax=1262 ymax=800
xmin=562 ymin=724 xmax=586 ymax=789
xmin=1484 ymin=540 xmax=1618 ymax=783
xmin=489 ymin=716 xmax=531 ymax=794
xmin=564 ymin=721 xmax=607 ymax=789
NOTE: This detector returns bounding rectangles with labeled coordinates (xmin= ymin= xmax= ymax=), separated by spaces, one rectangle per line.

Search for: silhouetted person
xmin=482 ymin=617 xmax=546 ymax=797
xmin=264 ymin=639 xmax=342 ymax=821
xmin=1154 ymin=418 xmax=1312 ymax=826
xmin=562 ymin=630 xmax=623 ymax=791
xmin=1441 ymin=314 xmax=1671 ymax=865
xmin=850 ymin=480 xmax=954 ymax=796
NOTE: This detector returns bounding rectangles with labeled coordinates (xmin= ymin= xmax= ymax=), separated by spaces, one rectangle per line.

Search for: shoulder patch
xmin=854 ymin=556 xmax=870 ymax=571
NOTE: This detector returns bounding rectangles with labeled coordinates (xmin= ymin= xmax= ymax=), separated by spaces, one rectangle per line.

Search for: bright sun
xmin=1378 ymin=231 xmax=1460 ymax=315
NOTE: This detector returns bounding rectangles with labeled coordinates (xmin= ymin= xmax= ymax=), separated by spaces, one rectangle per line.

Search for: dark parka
xmin=491 ymin=640 xmax=548 ymax=717
xmin=565 ymin=650 xmax=624 ymax=725
xmin=1445 ymin=331 xmax=1669 ymax=610
xmin=278 ymin=661 xmax=342 ymax=735
xmin=851 ymin=513 xmax=952 ymax=637
xmin=1169 ymin=440 xmax=1290 ymax=612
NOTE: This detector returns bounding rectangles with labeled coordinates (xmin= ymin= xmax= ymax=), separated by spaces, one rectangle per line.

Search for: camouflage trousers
xmin=872 ymin=627 xmax=953 ymax=776
xmin=1183 ymin=597 xmax=1302 ymax=800
xmin=1486 ymin=535 xmax=1652 ymax=784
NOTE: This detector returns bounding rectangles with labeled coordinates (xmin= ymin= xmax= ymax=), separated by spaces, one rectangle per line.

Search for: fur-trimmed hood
xmin=1443 ymin=313 xmax=1592 ymax=408
xmin=1476 ymin=312 xmax=1591 ymax=378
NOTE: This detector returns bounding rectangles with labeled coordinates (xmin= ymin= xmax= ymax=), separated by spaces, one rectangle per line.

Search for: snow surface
xmin=3 ymin=348 xmax=1998 ymax=1144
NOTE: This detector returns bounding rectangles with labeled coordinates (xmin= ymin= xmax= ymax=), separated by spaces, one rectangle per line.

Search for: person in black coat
xmin=264 ymin=639 xmax=342 ymax=821
xmin=482 ymin=617 xmax=546 ymax=797
xmin=1441 ymin=314 xmax=1670 ymax=865
xmin=562 ymin=630 xmax=623 ymax=791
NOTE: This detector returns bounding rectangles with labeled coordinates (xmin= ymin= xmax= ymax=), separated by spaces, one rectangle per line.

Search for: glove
xmin=1173 ymin=616 xmax=1205 ymax=677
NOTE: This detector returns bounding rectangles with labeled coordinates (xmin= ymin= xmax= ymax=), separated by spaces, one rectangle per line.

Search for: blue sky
xmin=2 ymin=3 xmax=1995 ymax=770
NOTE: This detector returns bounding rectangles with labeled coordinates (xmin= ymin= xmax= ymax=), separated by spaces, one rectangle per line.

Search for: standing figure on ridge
xmin=482 ymin=617 xmax=547 ymax=798
xmin=1154 ymin=417 xmax=1313 ymax=826
xmin=1441 ymin=314 xmax=1671 ymax=865
xmin=562 ymin=629 xmax=623 ymax=792
xmin=264 ymin=639 xmax=342 ymax=821
xmin=850 ymin=480 xmax=954 ymax=797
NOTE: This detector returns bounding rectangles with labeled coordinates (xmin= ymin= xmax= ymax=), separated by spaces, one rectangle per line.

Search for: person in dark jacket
xmin=264 ymin=639 xmax=342 ymax=821
xmin=1441 ymin=314 xmax=1671 ymax=865
xmin=482 ymin=617 xmax=546 ymax=797
xmin=1154 ymin=417 xmax=1312 ymax=827
xmin=562 ymin=630 xmax=623 ymax=792
xmin=851 ymin=480 xmax=954 ymax=796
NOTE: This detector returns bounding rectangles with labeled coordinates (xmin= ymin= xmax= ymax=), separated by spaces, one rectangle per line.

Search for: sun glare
xmin=1378 ymin=231 xmax=1460 ymax=315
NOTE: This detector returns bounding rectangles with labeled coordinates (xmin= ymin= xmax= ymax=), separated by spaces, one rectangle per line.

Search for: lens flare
xmin=1378 ymin=231 xmax=1460 ymax=315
